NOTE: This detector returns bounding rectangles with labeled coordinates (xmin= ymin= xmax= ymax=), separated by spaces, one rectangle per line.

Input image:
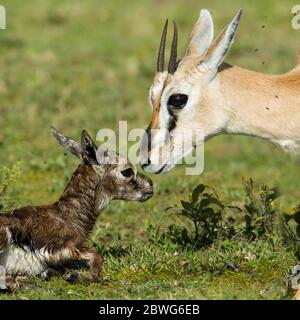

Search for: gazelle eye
xmin=168 ymin=94 xmax=188 ymax=109
xmin=121 ymin=168 xmax=134 ymax=178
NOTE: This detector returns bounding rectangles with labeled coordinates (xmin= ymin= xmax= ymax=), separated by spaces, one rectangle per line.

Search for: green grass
xmin=0 ymin=239 xmax=296 ymax=300
xmin=0 ymin=0 xmax=300 ymax=299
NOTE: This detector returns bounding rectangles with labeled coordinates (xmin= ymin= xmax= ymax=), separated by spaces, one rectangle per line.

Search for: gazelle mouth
xmin=154 ymin=164 xmax=167 ymax=174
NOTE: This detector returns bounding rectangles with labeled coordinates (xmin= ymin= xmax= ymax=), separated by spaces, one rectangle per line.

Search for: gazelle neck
xmin=216 ymin=63 xmax=300 ymax=151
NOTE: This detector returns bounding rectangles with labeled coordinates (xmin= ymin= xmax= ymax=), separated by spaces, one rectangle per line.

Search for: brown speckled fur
xmin=0 ymin=128 xmax=153 ymax=288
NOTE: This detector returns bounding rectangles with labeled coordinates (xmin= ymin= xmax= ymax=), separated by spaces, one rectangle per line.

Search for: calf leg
xmin=3 ymin=276 xmax=36 ymax=292
xmin=40 ymin=267 xmax=65 ymax=280
xmin=66 ymin=247 xmax=103 ymax=284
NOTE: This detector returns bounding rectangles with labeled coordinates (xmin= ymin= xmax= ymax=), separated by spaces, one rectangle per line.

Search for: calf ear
xmin=81 ymin=130 xmax=98 ymax=163
xmin=51 ymin=126 xmax=83 ymax=159
xmin=185 ymin=9 xmax=214 ymax=57
xmin=203 ymin=8 xmax=242 ymax=70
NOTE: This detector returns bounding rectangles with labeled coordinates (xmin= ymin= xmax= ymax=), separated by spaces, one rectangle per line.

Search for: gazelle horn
xmin=168 ymin=21 xmax=178 ymax=74
xmin=157 ymin=19 xmax=168 ymax=73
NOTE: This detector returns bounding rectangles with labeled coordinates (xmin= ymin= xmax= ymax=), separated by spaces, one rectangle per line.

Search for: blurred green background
xmin=0 ymin=0 xmax=299 ymax=299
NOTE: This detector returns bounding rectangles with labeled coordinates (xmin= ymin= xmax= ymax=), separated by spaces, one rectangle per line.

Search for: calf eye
xmin=121 ymin=168 xmax=134 ymax=178
xmin=168 ymin=94 xmax=188 ymax=109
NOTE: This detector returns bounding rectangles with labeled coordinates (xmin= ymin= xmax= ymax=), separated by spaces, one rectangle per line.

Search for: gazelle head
xmin=140 ymin=8 xmax=243 ymax=174
xmin=51 ymin=127 xmax=153 ymax=204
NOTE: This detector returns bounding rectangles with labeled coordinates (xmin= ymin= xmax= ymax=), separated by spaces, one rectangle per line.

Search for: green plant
xmin=146 ymin=180 xmax=284 ymax=251
xmin=145 ymin=220 xmax=191 ymax=249
xmin=243 ymin=179 xmax=280 ymax=240
xmin=155 ymin=184 xmax=237 ymax=249
xmin=0 ymin=161 xmax=23 ymax=210
xmin=0 ymin=161 xmax=23 ymax=197
xmin=280 ymin=207 xmax=300 ymax=260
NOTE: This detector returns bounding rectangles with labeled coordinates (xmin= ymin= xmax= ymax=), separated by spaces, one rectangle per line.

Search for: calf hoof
xmin=65 ymin=272 xmax=98 ymax=285
xmin=65 ymin=272 xmax=79 ymax=284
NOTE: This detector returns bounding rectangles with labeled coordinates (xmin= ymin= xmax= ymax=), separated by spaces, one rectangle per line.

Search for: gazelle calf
xmin=140 ymin=8 xmax=300 ymax=174
xmin=0 ymin=127 xmax=153 ymax=289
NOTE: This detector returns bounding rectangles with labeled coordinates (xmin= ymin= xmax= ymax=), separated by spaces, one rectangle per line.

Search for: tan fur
xmin=219 ymin=64 xmax=300 ymax=145
xmin=140 ymin=8 xmax=300 ymax=173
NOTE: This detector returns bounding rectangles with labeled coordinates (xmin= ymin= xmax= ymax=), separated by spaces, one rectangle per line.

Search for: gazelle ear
xmin=204 ymin=8 xmax=243 ymax=70
xmin=185 ymin=9 xmax=214 ymax=57
xmin=81 ymin=130 xmax=98 ymax=163
xmin=51 ymin=126 xmax=83 ymax=160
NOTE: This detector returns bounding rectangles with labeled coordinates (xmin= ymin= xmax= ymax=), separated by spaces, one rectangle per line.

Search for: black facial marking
xmin=168 ymin=117 xmax=177 ymax=132
xmin=167 ymin=104 xmax=177 ymax=132
xmin=141 ymin=125 xmax=152 ymax=158
xmin=146 ymin=124 xmax=151 ymax=151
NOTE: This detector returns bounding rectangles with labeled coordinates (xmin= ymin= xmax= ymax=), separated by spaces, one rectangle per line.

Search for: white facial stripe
xmin=146 ymin=71 xmax=205 ymax=171
xmin=159 ymin=102 xmax=171 ymax=129
xmin=153 ymin=72 xmax=168 ymax=95
xmin=149 ymin=85 xmax=154 ymax=111
xmin=149 ymin=72 xmax=168 ymax=110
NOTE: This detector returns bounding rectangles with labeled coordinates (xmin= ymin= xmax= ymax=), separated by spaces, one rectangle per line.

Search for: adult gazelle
xmin=140 ymin=8 xmax=300 ymax=174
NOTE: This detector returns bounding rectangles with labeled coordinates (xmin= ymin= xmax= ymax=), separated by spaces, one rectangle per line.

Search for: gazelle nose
xmin=141 ymin=159 xmax=151 ymax=169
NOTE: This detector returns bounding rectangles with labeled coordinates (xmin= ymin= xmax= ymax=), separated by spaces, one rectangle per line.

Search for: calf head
xmin=51 ymin=127 xmax=153 ymax=203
